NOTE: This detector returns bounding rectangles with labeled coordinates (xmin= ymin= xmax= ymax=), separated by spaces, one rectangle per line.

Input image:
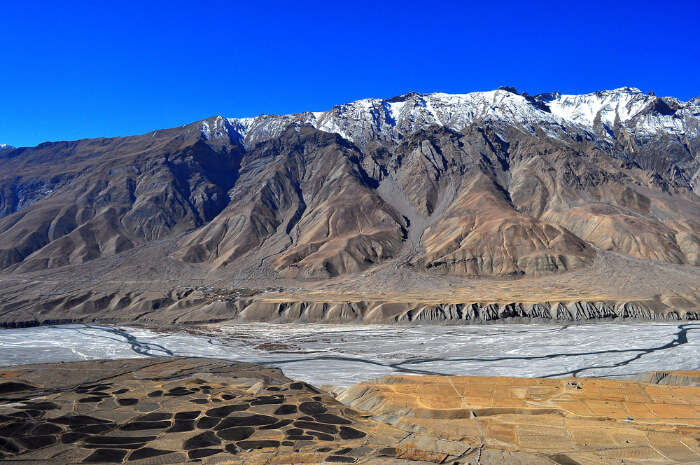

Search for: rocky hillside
xmin=0 ymin=87 xmax=698 ymax=280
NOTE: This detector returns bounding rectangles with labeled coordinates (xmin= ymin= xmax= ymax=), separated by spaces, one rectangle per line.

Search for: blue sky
xmin=1 ymin=0 xmax=698 ymax=147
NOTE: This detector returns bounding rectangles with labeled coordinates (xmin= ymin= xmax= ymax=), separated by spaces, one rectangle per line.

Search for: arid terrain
xmin=1 ymin=89 xmax=699 ymax=465
xmin=0 ymin=87 xmax=699 ymax=326
xmin=3 ymin=2 xmax=698 ymax=463
xmin=0 ymin=357 xmax=698 ymax=464
xmin=3 ymin=323 xmax=697 ymax=385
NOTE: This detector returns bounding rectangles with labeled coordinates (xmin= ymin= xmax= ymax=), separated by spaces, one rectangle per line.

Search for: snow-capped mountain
xmin=541 ymin=87 xmax=700 ymax=140
xmin=2 ymin=86 xmax=700 ymax=278
xmin=0 ymin=144 xmax=12 ymax=150
xmin=203 ymin=87 xmax=700 ymax=149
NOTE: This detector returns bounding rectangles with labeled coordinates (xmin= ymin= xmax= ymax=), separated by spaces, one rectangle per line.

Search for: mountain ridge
xmin=0 ymin=86 xmax=698 ymax=324
xmin=212 ymin=86 xmax=699 ymax=148
xmin=200 ymin=87 xmax=699 ymax=197
xmin=5 ymin=87 xmax=699 ymax=148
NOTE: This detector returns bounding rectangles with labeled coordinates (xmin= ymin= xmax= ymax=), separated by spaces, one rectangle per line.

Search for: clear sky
xmin=1 ymin=0 xmax=698 ymax=147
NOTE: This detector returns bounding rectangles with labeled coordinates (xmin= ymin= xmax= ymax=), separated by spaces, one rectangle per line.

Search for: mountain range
xmin=0 ymin=86 xmax=698 ymax=324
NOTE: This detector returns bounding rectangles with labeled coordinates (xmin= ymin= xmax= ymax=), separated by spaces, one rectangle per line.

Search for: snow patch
xmin=211 ymin=87 xmax=699 ymax=147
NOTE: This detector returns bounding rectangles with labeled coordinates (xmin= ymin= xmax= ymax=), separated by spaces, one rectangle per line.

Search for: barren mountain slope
xmin=177 ymin=127 xmax=407 ymax=277
xmin=0 ymin=123 xmax=241 ymax=272
xmin=0 ymin=87 xmax=698 ymax=323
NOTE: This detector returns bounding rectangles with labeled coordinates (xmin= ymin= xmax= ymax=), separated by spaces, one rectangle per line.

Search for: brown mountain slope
xmin=177 ymin=127 xmax=407 ymax=277
xmin=359 ymin=124 xmax=698 ymax=275
xmin=0 ymin=124 xmax=241 ymax=272
xmin=0 ymin=116 xmax=698 ymax=282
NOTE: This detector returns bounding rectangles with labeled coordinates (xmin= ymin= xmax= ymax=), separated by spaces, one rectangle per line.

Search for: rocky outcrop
xmin=1 ymin=284 xmax=697 ymax=328
xmin=239 ymin=298 xmax=698 ymax=324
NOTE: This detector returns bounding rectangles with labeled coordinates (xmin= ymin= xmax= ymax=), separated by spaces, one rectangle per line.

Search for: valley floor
xmin=1 ymin=322 xmax=698 ymax=386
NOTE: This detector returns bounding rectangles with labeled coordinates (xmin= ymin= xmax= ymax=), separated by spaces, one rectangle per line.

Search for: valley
xmin=1 ymin=322 xmax=698 ymax=387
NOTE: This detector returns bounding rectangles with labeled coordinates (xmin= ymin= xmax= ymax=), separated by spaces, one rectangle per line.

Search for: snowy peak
xmin=537 ymin=87 xmax=700 ymax=141
xmin=216 ymin=89 xmax=578 ymax=146
xmin=542 ymin=87 xmax=654 ymax=129
xmin=199 ymin=87 xmax=700 ymax=147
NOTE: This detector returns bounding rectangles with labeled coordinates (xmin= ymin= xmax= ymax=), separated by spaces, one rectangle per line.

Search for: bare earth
xmin=1 ymin=88 xmax=699 ymax=325
xmin=1 ymin=245 xmax=698 ymax=326
xmin=0 ymin=358 xmax=698 ymax=464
